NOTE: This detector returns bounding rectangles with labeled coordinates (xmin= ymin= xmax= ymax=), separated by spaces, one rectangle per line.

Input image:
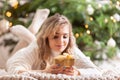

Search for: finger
xmin=63 ymin=71 xmax=74 ymax=76
xmin=50 ymin=64 xmax=61 ymax=69
xmin=51 ymin=69 xmax=63 ymax=74
xmin=50 ymin=66 xmax=63 ymax=74
xmin=66 ymin=70 xmax=74 ymax=73
xmin=74 ymin=69 xmax=80 ymax=75
xmin=18 ymin=70 xmax=26 ymax=74
xmin=63 ymin=66 xmax=73 ymax=70
xmin=62 ymin=67 xmax=74 ymax=72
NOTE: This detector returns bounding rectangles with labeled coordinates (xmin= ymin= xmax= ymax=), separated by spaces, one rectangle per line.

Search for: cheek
xmin=64 ymin=39 xmax=69 ymax=46
xmin=48 ymin=40 xmax=55 ymax=48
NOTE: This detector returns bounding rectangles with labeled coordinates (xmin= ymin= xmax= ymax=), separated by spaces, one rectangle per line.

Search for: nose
xmin=57 ymin=37 xmax=64 ymax=44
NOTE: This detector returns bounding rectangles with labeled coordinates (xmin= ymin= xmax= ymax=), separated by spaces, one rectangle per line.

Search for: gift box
xmin=54 ymin=53 xmax=74 ymax=67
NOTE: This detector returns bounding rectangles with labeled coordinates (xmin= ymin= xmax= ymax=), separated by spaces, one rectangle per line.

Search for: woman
xmin=6 ymin=13 xmax=100 ymax=76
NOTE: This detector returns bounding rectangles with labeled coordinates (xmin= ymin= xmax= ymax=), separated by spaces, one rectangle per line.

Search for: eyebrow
xmin=55 ymin=32 xmax=69 ymax=35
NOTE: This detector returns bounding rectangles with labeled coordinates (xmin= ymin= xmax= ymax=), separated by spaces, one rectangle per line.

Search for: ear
xmin=10 ymin=25 xmax=36 ymax=43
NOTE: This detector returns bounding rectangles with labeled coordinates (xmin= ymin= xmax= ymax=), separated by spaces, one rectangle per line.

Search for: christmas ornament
xmin=0 ymin=19 xmax=9 ymax=34
xmin=8 ymin=0 xmax=18 ymax=7
xmin=116 ymin=2 xmax=120 ymax=10
xmin=113 ymin=13 xmax=120 ymax=22
xmin=0 ymin=1 xmax=3 ymax=8
xmin=86 ymin=0 xmax=92 ymax=3
xmin=86 ymin=4 xmax=94 ymax=15
xmin=94 ymin=40 xmax=101 ymax=49
xmin=107 ymin=37 xmax=116 ymax=47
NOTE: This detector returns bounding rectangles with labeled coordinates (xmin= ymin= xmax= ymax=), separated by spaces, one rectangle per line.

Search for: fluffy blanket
xmin=0 ymin=68 xmax=120 ymax=80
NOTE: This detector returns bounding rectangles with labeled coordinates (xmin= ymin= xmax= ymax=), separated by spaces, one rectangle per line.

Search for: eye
xmin=63 ymin=35 xmax=68 ymax=39
xmin=53 ymin=35 xmax=59 ymax=39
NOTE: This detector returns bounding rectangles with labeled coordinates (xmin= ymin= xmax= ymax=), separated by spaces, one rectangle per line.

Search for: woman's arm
xmin=73 ymin=46 xmax=96 ymax=68
xmin=73 ymin=46 xmax=102 ymax=75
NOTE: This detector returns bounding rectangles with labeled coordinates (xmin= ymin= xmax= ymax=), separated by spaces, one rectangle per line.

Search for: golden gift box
xmin=54 ymin=53 xmax=74 ymax=67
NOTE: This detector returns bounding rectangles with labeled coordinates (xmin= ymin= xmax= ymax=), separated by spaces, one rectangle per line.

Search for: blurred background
xmin=0 ymin=0 xmax=120 ymax=68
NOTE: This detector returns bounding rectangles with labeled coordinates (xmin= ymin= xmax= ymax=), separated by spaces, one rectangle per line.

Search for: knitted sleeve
xmin=6 ymin=41 xmax=39 ymax=74
xmin=73 ymin=46 xmax=97 ymax=68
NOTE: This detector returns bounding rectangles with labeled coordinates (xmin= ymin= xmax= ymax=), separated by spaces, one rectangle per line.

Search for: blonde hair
xmin=37 ymin=13 xmax=76 ymax=67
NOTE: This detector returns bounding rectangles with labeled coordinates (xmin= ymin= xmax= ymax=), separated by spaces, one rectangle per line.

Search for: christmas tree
xmin=0 ymin=0 xmax=120 ymax=61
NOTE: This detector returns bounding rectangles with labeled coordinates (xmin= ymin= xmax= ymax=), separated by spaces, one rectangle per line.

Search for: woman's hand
xmin=17 ymin=70 xmax=27 ymax=74
xmin=44 ymin=64 xmax=80 ymax=76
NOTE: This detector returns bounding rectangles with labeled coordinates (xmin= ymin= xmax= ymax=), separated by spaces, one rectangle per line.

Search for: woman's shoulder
xmin=72 ymin=46 xmax=84 ymax=57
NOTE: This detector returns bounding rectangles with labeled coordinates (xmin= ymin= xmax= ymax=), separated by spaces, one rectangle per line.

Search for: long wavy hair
xmin=36 ymin=13 xmax=76 ymax=68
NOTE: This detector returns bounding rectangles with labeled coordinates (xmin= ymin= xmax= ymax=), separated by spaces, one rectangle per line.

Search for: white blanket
xmin=0 ymin=68 xmax=120 ymax=80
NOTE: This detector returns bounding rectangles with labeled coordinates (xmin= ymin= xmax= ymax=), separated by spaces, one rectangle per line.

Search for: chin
xmin=56 ymin=49 xmax=64 ymax=53
xmin=54 ymin=47 xmax=66 ymax=53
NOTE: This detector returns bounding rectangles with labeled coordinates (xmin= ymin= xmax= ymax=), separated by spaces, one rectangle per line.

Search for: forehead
xmin=49 ymin=24 xmax=69 ymax=37
xmin=55 ymin=25 xmax=69 ymax=34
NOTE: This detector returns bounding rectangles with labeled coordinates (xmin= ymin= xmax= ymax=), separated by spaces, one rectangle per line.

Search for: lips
xmin=56 ymin=45 xmax=64 ymax=48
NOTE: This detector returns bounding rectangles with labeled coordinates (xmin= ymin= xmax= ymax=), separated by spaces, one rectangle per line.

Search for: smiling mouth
xmin=56 ymin=45 xmax=64 ymax=48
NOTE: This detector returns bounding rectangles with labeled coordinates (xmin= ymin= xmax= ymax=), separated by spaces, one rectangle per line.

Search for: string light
xmin=116 ymin=1 xmax=120 ymax=10
xmin=9 ymin=22 xmax=13 ymax=27
xmin=98 ymin=4 xmax=102 ymax=8
xmin=26 ymin=14 xmax=28 ymax=17
xmin=110 ymin=16 xmax=114 ymax=20
xmin=116 ymin=1 xmax=120 ymax=5
xmin=13 ymin=1 xmax=18 ymax=9
xmin=6 ymin=11 xmax=12 ymax=17
xmin=89 ymin=17 xmax=93 ymax=21
xmin=85 ymin=24 xmax=88 ymax=28
xmin=110 ymin=16 xmax=116 ymax=23
xmin=104 ymin=18 xmax=108 ymax=23
xmin=9 ymin=0 xmax=18 ymax=9
xmin=113 ymin=19 xmax=116 ymax=23
xmin=75 ymin=33 xmax=79 ymax=38
xmin=86 ymin=30 xmax=90 ymax=34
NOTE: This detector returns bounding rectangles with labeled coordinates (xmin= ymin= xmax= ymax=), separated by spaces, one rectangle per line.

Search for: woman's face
xmin=48 ymin=25 xmax=69 ymax=53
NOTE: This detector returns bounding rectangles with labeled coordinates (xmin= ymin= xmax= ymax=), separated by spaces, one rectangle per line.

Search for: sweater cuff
xmin=78 ymin=68 xmax=102 ymax=76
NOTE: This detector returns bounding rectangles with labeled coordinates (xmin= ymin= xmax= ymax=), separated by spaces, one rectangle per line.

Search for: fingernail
xmin=57 ymin=64 xmax=60 ymax=66
xmin=63 ymin=66 xmax=66 ymax=69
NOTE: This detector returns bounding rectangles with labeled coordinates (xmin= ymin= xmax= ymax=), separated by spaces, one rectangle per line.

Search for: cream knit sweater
xmin=6 ymin=40 xmax=101 ymax=75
